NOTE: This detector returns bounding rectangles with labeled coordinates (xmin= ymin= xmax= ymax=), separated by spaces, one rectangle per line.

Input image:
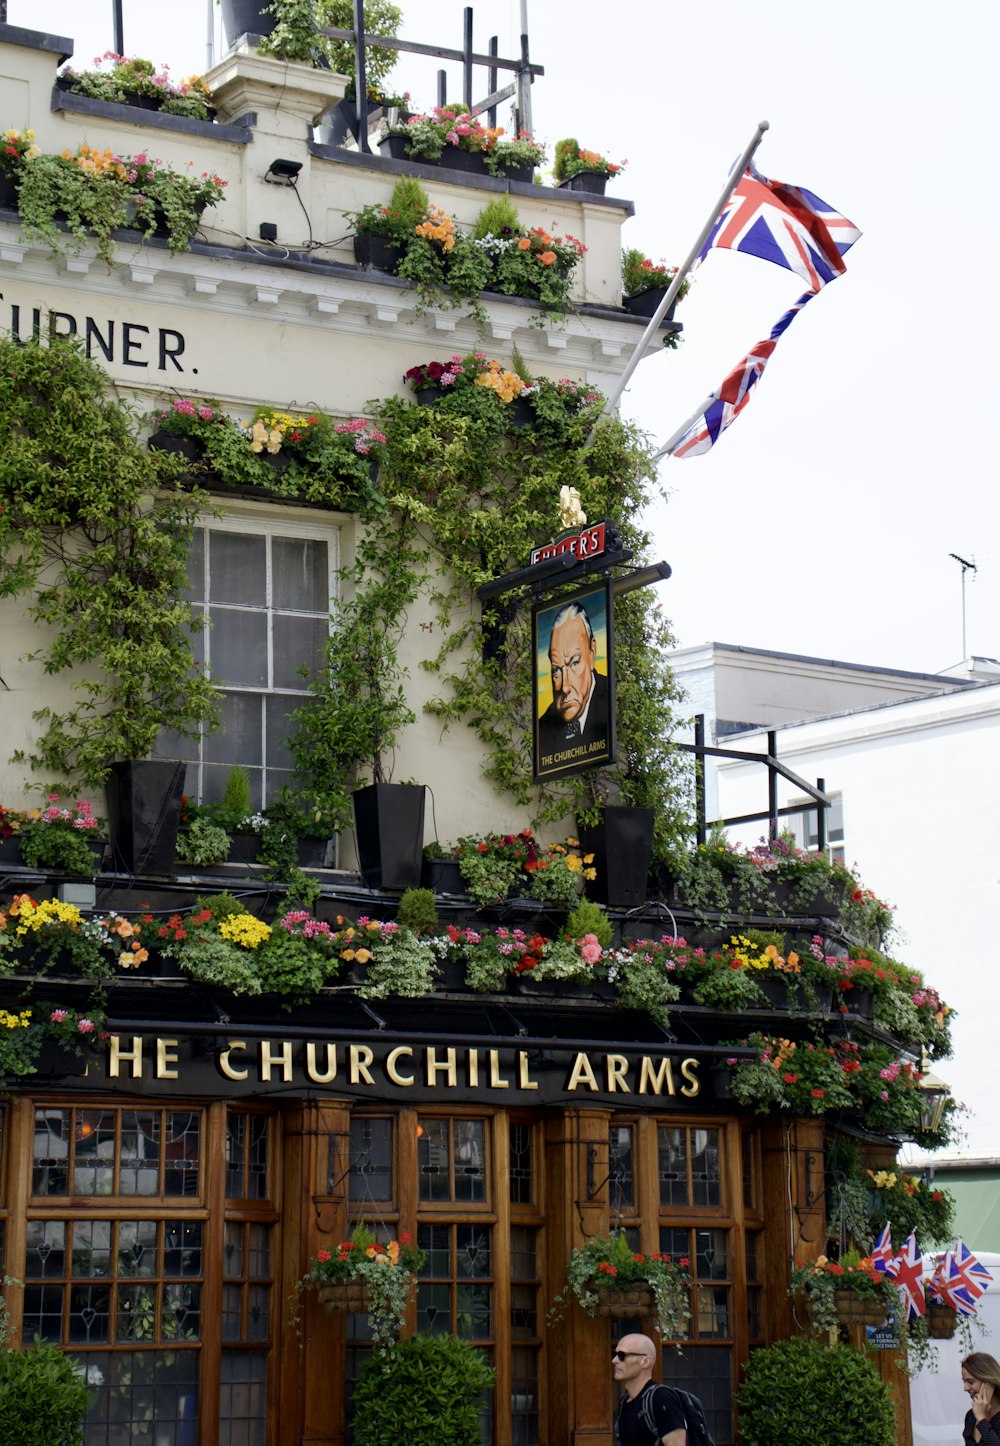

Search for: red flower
xmin=598 ymin=1262 xmax=618 ymax=1276
xmin=399 ymin=1231 xmax=412 ymax=1244
xmin=679 ymin=1257 xmax=689 ymax=1267
xmin=810 ymin=1088 xmax=825 ymax=1099
xmin=783 ymin=1072 xmax=799 ymax=1084
xmin=316 ymin=1248 xmax=331 ymax=1263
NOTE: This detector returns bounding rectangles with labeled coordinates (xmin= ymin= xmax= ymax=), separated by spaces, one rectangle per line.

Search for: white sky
xmin=10 ymin=2 xmax=999 ymax=1158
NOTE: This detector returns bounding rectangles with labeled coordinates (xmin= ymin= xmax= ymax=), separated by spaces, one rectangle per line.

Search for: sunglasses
xmin=612 ymin=1350 xmax=645 ymax=1362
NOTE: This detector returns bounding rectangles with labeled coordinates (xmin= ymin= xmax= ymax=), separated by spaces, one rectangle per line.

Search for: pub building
xmin=0 ymin=15 xmax=949 ymax=1446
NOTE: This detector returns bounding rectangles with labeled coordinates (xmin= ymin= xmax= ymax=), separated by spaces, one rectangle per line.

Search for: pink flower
xmin=78 ymin=1019 xmax=96 ymax=1034
xmin=579 ymin=934 xmax=602 ymax=966
xmin=50 ymin=1009 xmax=68 ymax=1023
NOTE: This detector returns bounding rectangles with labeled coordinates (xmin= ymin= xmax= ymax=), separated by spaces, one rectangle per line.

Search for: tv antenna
xmin=948 ymin=553 xmax=977 ymax=660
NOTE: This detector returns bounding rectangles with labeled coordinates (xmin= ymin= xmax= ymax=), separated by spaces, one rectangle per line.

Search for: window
xmin=156 ymin=513 xmax=339 ymax=808
xmin=786 ymin=792 xmax=845 ymax=866
xmin=19 ymin=1104 xmax=276 ymax=1446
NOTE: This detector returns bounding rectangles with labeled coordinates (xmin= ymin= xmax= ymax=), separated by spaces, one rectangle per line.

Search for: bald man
xmin=613 ymin=1333 xmax=686 ymax=1446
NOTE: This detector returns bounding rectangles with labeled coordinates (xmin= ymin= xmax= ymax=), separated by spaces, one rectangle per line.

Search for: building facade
xmin=0 ymin=20 xmax=939 ymax=1446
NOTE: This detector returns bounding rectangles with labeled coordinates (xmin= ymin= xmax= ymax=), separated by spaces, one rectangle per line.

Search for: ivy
xmin=0 ymin=337 xmax=218 ymax=786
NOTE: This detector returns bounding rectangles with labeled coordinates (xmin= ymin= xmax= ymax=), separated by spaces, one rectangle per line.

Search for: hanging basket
xmin=927 ymin=1304 xmax=959 ymax=1339
xmin=832 ymin=1290 xmax=889 ymax=1327
xmin=317 ymin=1280 xmax=371 ymax=1314
xmin=590 ymin=1285 xmax=655 ymax=1317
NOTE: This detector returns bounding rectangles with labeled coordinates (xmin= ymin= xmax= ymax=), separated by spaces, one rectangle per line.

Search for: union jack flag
xmin=666 ymin=164 xmax=860 ymax=460
xmin=871 ymin=1224 xmax=894 ymax=1276
xmin=669 ymin=290 xmax=814 ymax=459
xmin=933 ymin=1240 xmax=993 ymax=1317
xmin=697 ymin=163 xmax=862 ymax=292
xmin=891 ymin=1232 xmax=926 ymax=1321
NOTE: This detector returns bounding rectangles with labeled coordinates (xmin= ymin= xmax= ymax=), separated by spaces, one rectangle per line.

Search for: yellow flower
xmin=219 ymin=914 xmax=272 ymax=949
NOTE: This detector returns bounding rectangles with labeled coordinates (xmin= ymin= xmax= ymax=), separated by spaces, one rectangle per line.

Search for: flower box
xmin=557 ymin=171 xmax=607 ymax=196
xmin=832 ymin=1290 xmax=889 ymax=1327
xmin=148 ymin=430 xmax=206 ymax=464
xmin=354 ymin=232 xmax=402 ymax=273
xmin=378 ymin=133 xmax=412 ymax=162
xmin=421 ymin=856 xmax=464 ymax=894
xmin=624 ymin=287 xmax=677 ymax=322
xmin=437 ymin=147 xmax=491 ymax=177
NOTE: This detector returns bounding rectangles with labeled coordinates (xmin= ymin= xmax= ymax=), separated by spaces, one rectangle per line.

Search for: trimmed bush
xmin=351 ymin=1332 xmax=495 ymax=1446
xmin=0 ymin=1343 xmax=90 ymax=1445
xmin=737 ymin=1336 xmax=895 ymax=1446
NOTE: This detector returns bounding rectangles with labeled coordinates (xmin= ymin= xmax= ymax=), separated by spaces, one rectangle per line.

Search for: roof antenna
xmin=948 ymin=553 xmax=977 ymax=661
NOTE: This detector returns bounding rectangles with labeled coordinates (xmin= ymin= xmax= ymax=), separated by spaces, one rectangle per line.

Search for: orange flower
xmin=517 ymin=237 xmax=531 ymax=250
xmin=538 ymin=250 xmax=557 ymax=266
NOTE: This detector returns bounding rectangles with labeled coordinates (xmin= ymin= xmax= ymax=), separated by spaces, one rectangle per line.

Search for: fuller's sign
xmin=529 ymin=522 xmax=607 ymax=566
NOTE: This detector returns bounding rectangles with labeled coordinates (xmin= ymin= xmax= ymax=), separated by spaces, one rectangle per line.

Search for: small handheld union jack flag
xmin=871 ymin=1224 xmax=894 ymax=1276
xmin=891 ymin=1232 xmax=926 ymax=1322
xmin=933 ymin=1240 xmax=993 ymax=1317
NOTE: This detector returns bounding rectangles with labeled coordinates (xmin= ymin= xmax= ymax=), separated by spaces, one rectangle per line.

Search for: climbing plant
xmin=0 ymin=337 xmax=218 ymax=786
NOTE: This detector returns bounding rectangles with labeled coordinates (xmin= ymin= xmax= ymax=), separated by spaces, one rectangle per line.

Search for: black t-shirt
xmin=618 ymin=1383 xmax=687 ymax=1446
xmin=965 ymin=1410 xmax=1000 ymax=1446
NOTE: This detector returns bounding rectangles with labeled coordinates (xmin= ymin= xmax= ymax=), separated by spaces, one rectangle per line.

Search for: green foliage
xmin=17 ymin=824 xmax=100 ymax=877
xmin=316 ymin=0 xmax=403 ymax=88
xmin=258 ymin=0 xmax=324 ymax=63
xmin=0 ymin=1332 xmax=91 ymax=1446
xmin=737 ymin=1337 xmax=895 ymax=1446
xmin=396 ymin=888 xmax=439 ymax=935
xmin=0 ymin=338 xmax=218 ymax=787
xmin=221 ymin=766 xmax=253 ymax=821
xmin=175 ymin=816 xmax=231 ymax=866
xmin=564 ymin=898 xmax=612 ymax=948
xmin=473 ymin=196 xmax=521 ymax=239
xmin=351 ymin=1333 xmax=495 ymax=1446
xmin=288 ymin=523 xmax=424 ymax=810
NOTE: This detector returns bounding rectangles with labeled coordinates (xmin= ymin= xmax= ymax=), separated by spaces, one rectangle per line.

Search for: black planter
xmin=0 ymin=172 xmax=18 ymax=209
xmin=752 ymin=974 xmax=801 ymax=1011
xmin=353 ymin=783 xmax=426 ymax=890
xmin=495 ymin=159 xmax=535 ymax=184
xmin=421 ymin=856 xmax=465 ymax=894
xmin=316 ymin=98 xmax=382 ymax=148
xmin=220 ymin=0 xmax=277 ymax=46
xmin=623 ymin=287 xmax=677 ymax=322
xmin=506 ymin=396 xmax=534 ymax=430
xmin=105 ymin=760 xmax=186 ymax=875
xmin=709 ymin=1066 xmax=735 ymax=1101
xmin=148 ymin=430 xmax=206 ymax=464
xmin=413 ymin=386 xmax=440 ymax=408
xmin=377 ymin=133 xmax=413 ymax=161
xmin=558 ymin=170 xmax=608 ymax=195
xmin=437 ymin=146 xmax=490 ymax=176
xmin=842 ymin=985 xmax=875 ymax=1021
xmin=296 ymin=837 xmax=331 ymax=868
xmin=436 ymin=959 xmax=467 ymax=992
xmin=353 ymin=232 xmax=402 ymax=273
xmin=228 ymin=832 xmax=260 ymax=866
xmin=0 ymin=834 xmax=21 ymax=865
xmin=578 ymin=807 xmax=655 ymax=909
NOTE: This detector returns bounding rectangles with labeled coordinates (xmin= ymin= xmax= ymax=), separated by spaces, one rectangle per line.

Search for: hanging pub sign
xmin=533 ymin=580 xmax=616 ymax=781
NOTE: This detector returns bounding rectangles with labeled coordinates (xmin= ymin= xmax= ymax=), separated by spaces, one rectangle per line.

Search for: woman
xmin=961 ymin=1354 xmax=1000 ymax=1445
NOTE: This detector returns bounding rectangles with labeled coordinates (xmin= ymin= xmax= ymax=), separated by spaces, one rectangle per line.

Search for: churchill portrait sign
xmin=533 ymin=582 xmax=615 ymax=781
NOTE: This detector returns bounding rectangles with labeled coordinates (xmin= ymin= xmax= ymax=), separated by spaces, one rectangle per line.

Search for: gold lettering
xmin=260 ymin=1040 xmax=293 ymax=1082
xmin=426 ymin=1047 xmax=457 ymax=1087
xmin=108 ymin=1035 xmax=144 ymax=1079
xmin=156 ymin=1038 xmax=179 ymax=1080
xmin=605 ymin=1054 xmax=631 ymax=1092
xmin=219 ymin=1040 xmax=249 ymax=1081
xmin=488 ymin=1049 xmax=510 ymax=1089
xmin=350 ymin=1045 xmax=375 ymax=1086
xmin=467 ymin=1049 xmax=480 ymax=1088
xmin=638 ymin=1057 xmax=676 ymax=1096
xmin=306 ymin=1042 xmax=338 ymax=1084
xmin=566 ymin=1052 xmax=599 ymax=1091
xmin=679 ymin=1058 xmax=701 ymax=1097
xmin=386 ymin=1046 xmax=415 ymax=1086
xmin=517 ymin=1051 xmax=539 ymax=1091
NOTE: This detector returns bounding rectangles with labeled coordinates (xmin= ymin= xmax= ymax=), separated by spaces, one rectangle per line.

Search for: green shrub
xmin=736 ymin=1337 xmax=895 ymax=1446
xmin=564 ymin=898 xmax=612 ymax=948
xmin=0 ymin=1342 xmax=90 ymax=1446
xmin=352 ymin=1333 xmax=495 ymax=1446
xmin=396 ymin=888 xmax=439 ymax=936
xmin=221 ymin=766 xmax=253 ymax=822
xmin=474 ymin=196 xmax=521 ymax=239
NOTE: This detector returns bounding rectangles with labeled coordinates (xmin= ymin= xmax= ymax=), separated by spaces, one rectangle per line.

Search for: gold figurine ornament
xmin=558 ymin=485 xmax=587 ymax=529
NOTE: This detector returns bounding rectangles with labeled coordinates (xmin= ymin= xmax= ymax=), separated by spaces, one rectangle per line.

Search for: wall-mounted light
xmin=264 ymin=158 xmax=303 ymax=185
xmin=57 ymin=881 xmax=96 ymax=911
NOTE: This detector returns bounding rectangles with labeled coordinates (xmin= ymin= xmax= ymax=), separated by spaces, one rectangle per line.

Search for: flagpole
xmin=585 ymin=118 xmax=770 ymax=447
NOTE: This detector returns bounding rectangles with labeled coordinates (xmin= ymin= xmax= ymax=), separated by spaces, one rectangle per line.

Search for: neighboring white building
xmin=680 ymin=653 xmax=1000 ymax=1158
